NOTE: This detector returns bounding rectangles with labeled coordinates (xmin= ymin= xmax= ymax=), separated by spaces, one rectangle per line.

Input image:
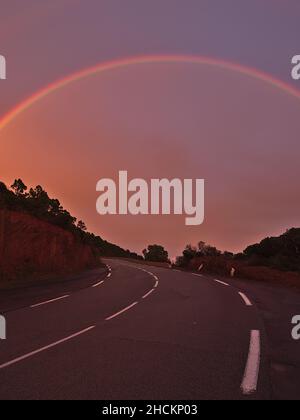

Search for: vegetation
xmin=2 ymin=179 xmax=300 ymax=273
xmin=143 ymin=244 xmax=170 ymax=263
xmin=176 ymin=229 xmax=300 ymax=274
xmin=0 ymin=179 xmax=142 ymax=259
xmin=242 ymin=228 xmax=300 ymax=272
xmin=176 ymin=241 xmax=224 ymax=268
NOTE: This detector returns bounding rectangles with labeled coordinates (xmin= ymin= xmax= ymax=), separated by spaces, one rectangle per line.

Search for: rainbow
xmin=1 ymin=54 xmax=300 ymax=132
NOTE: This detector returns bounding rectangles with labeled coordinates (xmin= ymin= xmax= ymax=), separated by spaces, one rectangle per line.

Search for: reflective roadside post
xmin=0 ymin=315 xmax=6 ymax=340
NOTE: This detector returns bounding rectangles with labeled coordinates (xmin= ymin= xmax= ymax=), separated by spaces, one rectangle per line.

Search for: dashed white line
xmin=241 ymin=330 xmax=261 ymax=395
xmin=141 ymin=269 xmax=156 ymax=279
xmin=92 ymin=280 xmax=104 ymax=288
xmin=107 ymin=272 xmax=112 ymax=278
xmin=191 ymin=273 xmax=203 ymax=277
xmin=30 ymin=295 xmax=69 ymax=308
xmin=239 ymin=292 xmax=253 ymax=307
xmin=105 ymin=302 xmax=139 ymax=321
xmin=142 ymin=289 xmax=155 ymax=299
xmin=0 ymin=326 xmax=95 ymax=370
xmin=214 ymin=279 xmax=229 ymax=287
xmin=102 ymin=263 xmax=159 ymax=320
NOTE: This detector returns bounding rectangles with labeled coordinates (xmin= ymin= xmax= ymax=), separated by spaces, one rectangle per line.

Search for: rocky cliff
xmin=0 ymin=209 xmax=100 ymax=283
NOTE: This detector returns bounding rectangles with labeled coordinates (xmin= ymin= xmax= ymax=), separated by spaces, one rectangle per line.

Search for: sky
xmin=0 ymin=0 xmax=300 ymax=257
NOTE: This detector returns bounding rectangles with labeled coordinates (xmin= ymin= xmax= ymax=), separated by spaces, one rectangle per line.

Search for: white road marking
xmin=239 ymin=292 xmax=253 ymax=306
xmin=105 ymin=302 xmax=138 ymax=321
xmin=0 ymin=326 xmax=95 ymax=370
xmin=191 ymin=273 xmax=203 ymax=277
xmin=92 ymin=280 xmax=104 ymax=288
xmin=214 ymin=279 xmax=229 ymax=287
xmin=141 ymin=269 xmax=156 ymax=279
xmin=241 ymin=330 xmax=261 ymax=395
xmin=104 ymin=264 xmax=159 ymax=319
xmin=142 ymin=289 xmax=155 ymax=299
xmin=107 ymin=272 xmax=112 ymax=278
xmin=30 ymin=295 xmax=69 ymax=308
xmin=125 ymin=265 xmax=159 ymax=290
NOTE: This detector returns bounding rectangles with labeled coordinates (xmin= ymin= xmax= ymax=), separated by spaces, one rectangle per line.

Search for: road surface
xmin=0 ymin=259 xmax=299 ymax=400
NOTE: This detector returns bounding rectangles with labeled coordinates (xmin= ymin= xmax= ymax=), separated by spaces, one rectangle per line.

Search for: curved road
xmin=0 ymin=259 xmax=272 ymax=399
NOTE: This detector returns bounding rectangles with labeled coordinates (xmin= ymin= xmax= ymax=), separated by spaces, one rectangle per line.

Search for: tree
xmin=11 ymin=179 xmax=27 ymax=196
xmin=176 ymin=241 xmax=222 ymax=267
xmin=143 ymin=244 xmax=169 ymax=263
xmin=223 ymin=251 xmax=234 ymax=258
xmin=183 ymin=244 xmax=197 ymax=261
xmin=197 ymin=241 xmax=221 ymax=257
xmin=175 ymin=256 xmax=186 ymax=267
xmin=77 ymin=220 xmax=87 ymax=231
xmin=48 ymin=199 xmax=62 ymax=216
xmin=28 ymin=185 xmax=51 ymax=215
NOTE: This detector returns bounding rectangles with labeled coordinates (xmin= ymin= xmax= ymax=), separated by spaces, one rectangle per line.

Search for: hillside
xmin=0 ymin=179 xmax=141 ymax=283
xmin=0 ymin=208 xmax=100 ymax=282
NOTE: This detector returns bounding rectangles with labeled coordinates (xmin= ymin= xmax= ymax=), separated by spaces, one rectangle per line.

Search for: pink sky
xmin=1 ymin=61 xmax=300 ymax=257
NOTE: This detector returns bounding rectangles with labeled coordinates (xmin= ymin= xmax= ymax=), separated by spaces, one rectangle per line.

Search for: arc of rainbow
xmin=1 ymin=54 xmax=300 ymax=132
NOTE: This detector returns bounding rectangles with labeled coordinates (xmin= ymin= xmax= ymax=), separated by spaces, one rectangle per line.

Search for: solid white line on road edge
xmin=191 ymin=273 xmax=203 ymax=277
xmin=241 ymin=330 xmax=261 ymax=395
xmin=105 ymin=302 xmax=139 ymax=321
xmin=154 ymin=281 xmax=159 ymax=288
xmin=214 ymin=279 xmax=229 ymax=287
xmin=142 ymin=289 xmax=155 ymax=299
xmin=92 ymin=280 xmax=104 ymax=288
xmin=0 ymin=326 xmax=96 ymax=370
xmin=239 ymin=292 xmax=253 ymax=307
xmin=30 ymin=295 xmax=69 ymax=308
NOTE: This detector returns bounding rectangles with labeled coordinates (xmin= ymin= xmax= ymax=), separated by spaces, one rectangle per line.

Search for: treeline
xmin=242 ymin=228 xmax=300 ymax=272
xmin=0 ymin=179 xmax=142 ymax=260
xmin=2 ymin=179 xmax=299 ymax=272
xmin=176 ymin=241 xmax=230 ymax=267
xmin=175 ymin=229 xmax=300 ymax=273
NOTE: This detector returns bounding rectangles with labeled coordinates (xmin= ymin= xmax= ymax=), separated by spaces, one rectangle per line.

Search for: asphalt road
xmin=0 ymin=259 xmax=299 ymax=400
